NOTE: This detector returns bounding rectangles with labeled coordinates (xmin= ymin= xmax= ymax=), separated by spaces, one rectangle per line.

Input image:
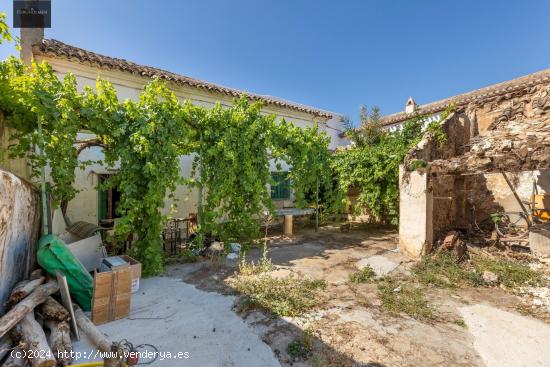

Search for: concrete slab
xmin=356 ymin=255 xmax=399 ymax=277
xmin=73 ymin=276 xmax=281 ymax=366
xmin=460 ymin=304 xmax=550 ymax=367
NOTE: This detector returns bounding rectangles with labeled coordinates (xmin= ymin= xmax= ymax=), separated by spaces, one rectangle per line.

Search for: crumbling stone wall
xmin=402 ymin=76 xmax=550 ymax=250
xmin=406 ymin=110 xmax=477 ymax=169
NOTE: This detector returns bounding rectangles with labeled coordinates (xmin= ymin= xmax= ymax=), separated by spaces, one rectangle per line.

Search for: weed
xmin=452 ymin=319 xmax=466 ymax=328
xmin=238 ymin=257 xmax=274 ymax=276
xmin=230 ymin=273 xmax=327 ymax=317
xmin=473 ymin=257 xmax=543 ymax=288
xmin=310 ymin=354 xmax=325 ymax=367
xmin=377 ymin=278 xmax=434 ymax=320
xmin=287 ymin=339 xmax=312 ymax=359
xmin=350 ymin=265 xmax=376 ymax=284
xmin=165 ymin=249 xmax=198 ymax=264
xmin=412 ymin=253 xmax=482 ymax=288
xmin=412 ymin=252 xmax=544 ymax=290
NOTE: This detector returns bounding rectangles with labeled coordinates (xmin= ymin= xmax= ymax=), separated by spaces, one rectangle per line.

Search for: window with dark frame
xmin=98 ymin=174 xmax=122 ymax=221
xmin=271 ymin=172 xmax=291 ymax=200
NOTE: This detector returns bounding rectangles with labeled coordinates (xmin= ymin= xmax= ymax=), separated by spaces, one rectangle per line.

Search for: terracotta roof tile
xmin=33 ymin=39 xmax=333 ymax=119
xmin=381 ymin=68 xmax=550 ymax=126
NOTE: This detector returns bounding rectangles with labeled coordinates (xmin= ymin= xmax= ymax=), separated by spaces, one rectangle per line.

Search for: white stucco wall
xmin=398 ymin=166 xmax=433 ymax=258
xmin=37 ymin=57 xmax=346 ymax=224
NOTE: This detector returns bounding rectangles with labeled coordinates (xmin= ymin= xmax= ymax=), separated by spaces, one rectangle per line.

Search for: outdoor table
xmin=272 ymin=208 xmax=315 ymax=236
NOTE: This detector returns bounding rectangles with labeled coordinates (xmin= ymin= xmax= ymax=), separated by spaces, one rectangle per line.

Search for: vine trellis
xmin=0 ymin=57 xmax=333 ymax=275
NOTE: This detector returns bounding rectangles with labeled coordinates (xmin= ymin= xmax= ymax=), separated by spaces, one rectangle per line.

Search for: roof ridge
xmin=34 ymin=38 xmax=333 ymax=119
xmin=381 ymin=68 xmax=550 ymax=125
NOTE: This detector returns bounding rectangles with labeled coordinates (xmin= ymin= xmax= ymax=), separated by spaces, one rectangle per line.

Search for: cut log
xmin=2 ymin=346 xmax=29 ymax=367
xmin=74 ymin=308 xmax=125 ymax=367
xmin=40 ymin=298 xmax=69 ymax=322
xmin=30 ymin=269 xmax=45 ymax=280
xmin=0 ymin=334 xmax=13 ymax=361
xmin=6 ymin=277 xmax=46 ymax=309
xmin=0 ymin=281 xmax=59 ymax=339
xmin=12 ymin=313 xmax=56 ymax=367
xmin=44 ymin=320 xmax=73 ymax=367
xmin=73 ymin=308 xmax=110 ymax=353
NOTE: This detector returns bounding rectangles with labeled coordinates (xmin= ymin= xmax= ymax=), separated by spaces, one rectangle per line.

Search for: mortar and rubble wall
xmin=399 ymin=71 xmax=550 ymax=257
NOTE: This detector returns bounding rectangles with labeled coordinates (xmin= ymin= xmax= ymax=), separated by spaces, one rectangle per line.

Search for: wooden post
xmin=0 ymin=281 xmax=59 ymax=339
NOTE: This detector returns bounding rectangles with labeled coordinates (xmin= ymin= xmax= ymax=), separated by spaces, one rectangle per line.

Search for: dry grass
xmin=238 ymin=257 xmax=274 ymax=275
xmin=411 ymin=252 xmax=544 ymax=289
xmin=377 ymin=277 xmax=435 ymax=320
xmin=230 ymin=272 xmax=327 ymax=317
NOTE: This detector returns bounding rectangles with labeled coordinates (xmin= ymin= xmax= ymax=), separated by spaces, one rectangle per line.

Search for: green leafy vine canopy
xmin=0 ymin=57 xmax=333 ymax=275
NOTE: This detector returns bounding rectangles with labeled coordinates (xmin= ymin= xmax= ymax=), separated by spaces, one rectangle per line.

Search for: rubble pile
xmin=431 ymin=117 xmax=550 ymax=175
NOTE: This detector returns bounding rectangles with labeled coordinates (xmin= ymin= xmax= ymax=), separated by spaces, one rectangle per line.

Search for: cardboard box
xmin=92 ymin=267 xmax=132 ymax=325
xmin=119 ymin=255 xmax=142 ymax=293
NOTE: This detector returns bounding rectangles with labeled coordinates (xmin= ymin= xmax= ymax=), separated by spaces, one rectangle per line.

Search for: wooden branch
xmin=44 ymin=320 xmax=73 ymax=367
xmin=0 ymin=282 xmax=59 ymax=339
xmin=6 ymin=277 xmax=46 ymax=309
xmin=39 ymin=297 xmax=69 ymax=322
xmin=75 ymin=139 xmax=106 ymax=155
xmin=2 ymin=346 xmax=29 ymax=367
xmin=12 ymin=313 xmax=56 ymax=367
xmin=29 ymin=269 xmax=45 ymax=280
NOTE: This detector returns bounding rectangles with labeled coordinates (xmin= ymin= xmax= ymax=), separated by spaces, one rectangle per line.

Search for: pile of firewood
xmin=0 ymin=269 xmax=123 ymax=367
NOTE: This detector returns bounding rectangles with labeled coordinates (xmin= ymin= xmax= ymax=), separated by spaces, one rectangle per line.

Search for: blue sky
xmin=1 ymin=0 xmax=549 ymax=123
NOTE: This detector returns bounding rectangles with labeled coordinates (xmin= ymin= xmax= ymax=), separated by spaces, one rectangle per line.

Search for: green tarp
xmin=37 ymin=234 xmax=93 ymax=311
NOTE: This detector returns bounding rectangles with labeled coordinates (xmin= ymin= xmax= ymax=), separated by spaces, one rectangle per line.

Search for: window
xmin=271 ymin=172 xmax=290 ymax=200
xmin=98 ymin=174 xmax=122 ymax=221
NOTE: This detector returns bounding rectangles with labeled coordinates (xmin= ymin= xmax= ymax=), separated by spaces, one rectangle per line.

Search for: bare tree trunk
xmin=12 ymin=313 xmax=56 ymax=367
xmin=40 ymin=298 xmax=69 ymax=322
xmin=0 ymin=281 xmax=59 ymax=339
xmin=44 ymin=320 xmax=73 ymax=367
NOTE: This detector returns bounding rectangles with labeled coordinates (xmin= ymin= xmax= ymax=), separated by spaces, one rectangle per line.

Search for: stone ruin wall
xmin=412 ymin=78 xmax=550 ymax=240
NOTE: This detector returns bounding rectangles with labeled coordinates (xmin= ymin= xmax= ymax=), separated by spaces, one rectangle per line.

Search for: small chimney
xmin=405 ymin=97 xmax=417 ymax=114
xmin=20 ymin=28 xmax=44 ymax=66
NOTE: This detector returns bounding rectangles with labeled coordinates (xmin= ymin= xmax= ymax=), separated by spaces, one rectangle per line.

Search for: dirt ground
xmin=168 ymin=224 xmax=550 ymax=367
